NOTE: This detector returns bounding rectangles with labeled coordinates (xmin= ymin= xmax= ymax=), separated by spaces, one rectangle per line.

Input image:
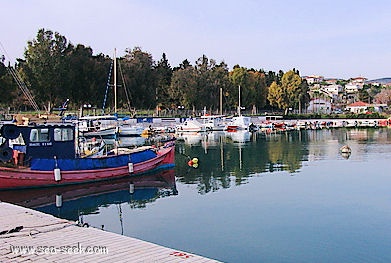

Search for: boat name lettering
xmin=29 ymin=142 xmax=53 ymax=147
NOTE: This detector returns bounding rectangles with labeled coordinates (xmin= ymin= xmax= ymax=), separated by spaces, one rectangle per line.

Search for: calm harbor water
xmin=2 ymin=128 xmax=391 ymax=262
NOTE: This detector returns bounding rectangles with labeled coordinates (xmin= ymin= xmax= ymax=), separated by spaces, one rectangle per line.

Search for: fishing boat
xmin=0 ymin=123 xmax=175 ymax=189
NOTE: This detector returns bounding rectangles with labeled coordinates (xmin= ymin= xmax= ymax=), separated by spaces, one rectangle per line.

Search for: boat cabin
xmin=0 ymin=124 xmax=76 ymax=164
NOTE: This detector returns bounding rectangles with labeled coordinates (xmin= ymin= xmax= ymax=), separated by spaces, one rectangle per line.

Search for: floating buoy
xmin=340 ymin=145 xmax=351 ymax=154
xmin=188 ymin=160 xmax=193 ymax=166
xmin=192 ymin=157 xmax=198 ymax=164
xmin=340 ymin=145 xmax=351 ymax=159
xmin=192 ymin=163 xmax=199 ymax=169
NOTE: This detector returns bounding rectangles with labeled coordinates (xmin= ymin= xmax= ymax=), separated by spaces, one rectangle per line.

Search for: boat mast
xmin=114 ymin=48 xmax=117 ymax=114
xmin=237 ymin=85 xmax=241 ymax=116
xmin=219 ymin=87 xmax=223 ymax=115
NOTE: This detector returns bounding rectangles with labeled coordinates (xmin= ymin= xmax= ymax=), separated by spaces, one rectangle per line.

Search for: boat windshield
xmin=54 ymin=128 xmax=73 ymax=141
xmin=30 ymin=128 xmax=50 ymax=142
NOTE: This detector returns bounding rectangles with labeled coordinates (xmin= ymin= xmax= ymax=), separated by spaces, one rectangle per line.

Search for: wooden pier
xmin=0 ymin=202 xmax=220 ymax=262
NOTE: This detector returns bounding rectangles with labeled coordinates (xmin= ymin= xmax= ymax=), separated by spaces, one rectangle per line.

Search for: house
xmin=350 ymin=77 xmax=367 ymax=85
xmin=324 ymin=78 xmax=339 ymax=85
xmin=307 ymin=98 xmax=332 ymax=114
xmin=322 ymin=84 xmax=342 ymax=96
xmin=303 ymin=75 xmax=324 ymax=85
xmin=345 ymin=101 xmax=369 ymax=113
xmin=345 ymin=83 xmax=362 ymax=93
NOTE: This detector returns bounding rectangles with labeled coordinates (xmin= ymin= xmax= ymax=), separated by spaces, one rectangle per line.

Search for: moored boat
xmin=175 ymin=119 xmax=207 ymax=132
xmin=0 ymin=123 xmax=175 ymax=189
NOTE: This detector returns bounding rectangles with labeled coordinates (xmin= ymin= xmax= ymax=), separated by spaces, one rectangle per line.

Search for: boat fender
xmin=56 ymin=194 xmax=62 ymax=207
xmin=128 ymin=162 xmax=134 ymax=173
xmin=0 ymin=124 xmax=20 ymax=140
xmin=54 ymin=168 xmax=61 ymax=181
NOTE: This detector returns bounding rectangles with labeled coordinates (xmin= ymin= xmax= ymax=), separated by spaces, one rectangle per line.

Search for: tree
xmin=66 ymin=45 xmax=111 ymax=110
xmin=209 ymin=62 xmax=230 ymax=114
xmin=194 ymin=55 xmax=228 ymax=113
xmin=122 ymin=47 xmax=156 ymax=109
xmin=229 ymin=66 xmax=249 ymax=113
xmin=21 ymin=28 xmax=70 ymax=112
xmin=154 ymin=53 xmax=173 ymax=113
xmin=298 ymin=80 xmax=310 ymax=113
xmin=267 ymin=81 xmax=285 ymax=110
xmin=267 ymin=70 xmax=303 ymax=114
xmin=169 ymin=62 xmax=197 ymax=113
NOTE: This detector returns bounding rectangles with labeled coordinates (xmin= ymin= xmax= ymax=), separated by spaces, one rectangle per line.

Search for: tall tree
xmin=267 ymin=81 xmax=285 ymax=111
xmin=66 ymin=45 xmax=111 ymax=110
xmin=154 ymin=53 xmax=172 ymax=113
xmin=21 ymin=28 xmax=70 ymax=112
xmin=169 ymin=61 xmax=197 ymax=112
xmin=122 ymin=47 xmax=156 ymax=109
xmin=209 ymin=61 xmax=230 ymax=114
xmin=267 ymin=70 xmax=303 ymax=114
xmin=229 ymin=66 xmax=248 ymax=113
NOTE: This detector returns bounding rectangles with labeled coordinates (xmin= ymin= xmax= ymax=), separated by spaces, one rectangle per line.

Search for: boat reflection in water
xmin=0 ymin=168 xmax=177 ymax=221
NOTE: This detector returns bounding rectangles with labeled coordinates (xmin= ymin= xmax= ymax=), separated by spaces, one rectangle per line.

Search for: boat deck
xmin=0 ymin=202 xmax=220 ymax=262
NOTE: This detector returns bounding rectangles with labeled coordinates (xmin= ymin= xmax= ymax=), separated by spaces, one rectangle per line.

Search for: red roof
xmin=348 ymin=101 xmax=369 ymax=107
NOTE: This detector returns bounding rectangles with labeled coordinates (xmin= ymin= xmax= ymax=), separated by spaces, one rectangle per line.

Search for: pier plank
xmin=0 ymin=202 xmax=220 ymax=262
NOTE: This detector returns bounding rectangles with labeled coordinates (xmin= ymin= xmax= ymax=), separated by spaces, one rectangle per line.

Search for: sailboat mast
xmin=238 ymin=85 xmax=241 ymax=116
xmin=219 ymin=87 xmax=223 ymax=115
xmin=114 ymin=48 xmax=117 ymax=114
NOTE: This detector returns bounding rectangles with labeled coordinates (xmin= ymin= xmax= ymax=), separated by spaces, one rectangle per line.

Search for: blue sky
xmin=1 ymin=0 xmax=390 ymax=80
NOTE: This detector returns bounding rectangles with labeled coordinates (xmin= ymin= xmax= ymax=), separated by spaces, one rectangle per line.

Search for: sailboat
xmin=225 ymin=86 xmax=255 ymax=131
xmin=78 ymin=49 xmax=144 ymax=138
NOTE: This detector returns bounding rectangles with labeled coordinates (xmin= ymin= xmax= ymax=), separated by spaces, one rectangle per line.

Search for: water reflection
xmin=0 ymin=169 xmax=177 ymax=221
xmin=175 ymin=128 xmax=391 ymax=194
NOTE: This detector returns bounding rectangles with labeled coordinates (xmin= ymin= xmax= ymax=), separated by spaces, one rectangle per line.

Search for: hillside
xmin=367 ymin=78 xmax=391 ymax=84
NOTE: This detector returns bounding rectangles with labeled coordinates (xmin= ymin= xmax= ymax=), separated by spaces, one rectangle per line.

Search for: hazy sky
xmin=1 ymin=0 xmax=390 ymax=80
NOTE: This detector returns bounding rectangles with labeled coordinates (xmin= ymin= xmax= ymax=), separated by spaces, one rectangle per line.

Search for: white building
xmin=322 ymin=84 xmax=342 ymax=96
xmin=345 ymin=83 xmax=361 ymax=93
xmin=307 ymin=98 xmax=332 ymax=114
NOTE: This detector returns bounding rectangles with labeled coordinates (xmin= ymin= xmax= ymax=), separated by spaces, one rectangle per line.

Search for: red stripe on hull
xmin=0 ymin=146 xmax=175 ymax=189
